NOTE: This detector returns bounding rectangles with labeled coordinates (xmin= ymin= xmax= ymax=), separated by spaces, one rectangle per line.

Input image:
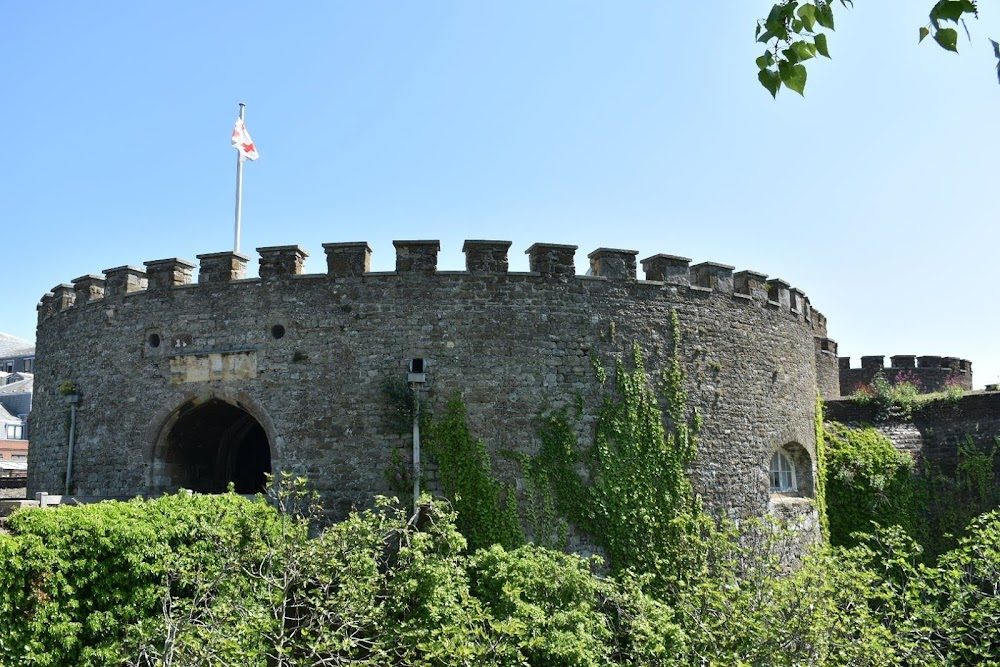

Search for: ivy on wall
xmin=823 ymin=422 xmax=918 ymax=547
xmin=919 ymin=437 xmax=1000 ymax=556
xmin=526 ymin=310 xmax=709 ymax=598
xmin=814 ymin=392 xmax=829 ymax=539
xmin=823 ymin=421 xmax=1000 ymax=557
xmin=423 ymin=395 xmax=523 ymax=552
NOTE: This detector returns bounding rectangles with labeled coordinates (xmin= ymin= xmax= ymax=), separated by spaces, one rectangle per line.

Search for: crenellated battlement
xmin=37 ymin=239 xmax=827 ymax=332
xmin=838 ymin=354 xmax=973 ymax=395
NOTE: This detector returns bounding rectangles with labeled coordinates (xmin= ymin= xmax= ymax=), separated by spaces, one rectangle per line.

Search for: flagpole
xmin=234 ymin=102 xmax=246 ymax=253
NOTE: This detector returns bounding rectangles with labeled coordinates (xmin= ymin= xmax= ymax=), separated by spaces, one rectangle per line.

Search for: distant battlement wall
xmin=838 ymin=355 xmax=973 ymax=396
xmin=31 ymin=239 xmax=830 ymax=531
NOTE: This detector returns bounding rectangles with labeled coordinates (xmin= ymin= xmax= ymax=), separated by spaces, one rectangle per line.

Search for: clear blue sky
xmin=3 ymin=2 xmax=999 ymax=387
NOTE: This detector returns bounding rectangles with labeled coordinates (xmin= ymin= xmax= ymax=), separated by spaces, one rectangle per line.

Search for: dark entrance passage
xmin=163 ymin=399 xmax=271 ymax=494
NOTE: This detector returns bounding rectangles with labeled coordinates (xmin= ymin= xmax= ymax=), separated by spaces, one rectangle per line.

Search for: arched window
xmin=770 ymin=451 xmax=796 ymax=493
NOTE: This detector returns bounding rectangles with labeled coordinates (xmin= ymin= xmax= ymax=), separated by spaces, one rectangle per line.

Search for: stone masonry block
xmin=393 ymin=240 xmax=440 ymax=273
xmin=640 ymin=254 xmax=691 ymax=285
xmin=463 ymin=240 xmax=511 ymax=274
xmin=258 ymin=245 xmax=309 ymax=280
xmin=323 ymin=242 xmax=372 ymax=277
xmin=918 ymin=356 xmax=943 ymax=369
xmin=789 ymin=287 xmax=806 ymax=315
xmin=861 ymin=356 xmax=885 ymax=371
xmin=144 ymin=258 xmax=197 ymax=291
xmin=197 ymin=252 xmax=249 ymax=284
xmin=72 ymin=274 xmax=106 ymax=305
xmin=734 ymin=270 xmax=768 ymax=302
xmin=765 ymin=278 xmax=791 ymax=310
xmin=103 ymin=266 xmax=147 ymax=298
xmin=526 ymin=243 xmax=577 ymax=276
xmin=587 ymin=248 xmax=638 ymax=281
xmin=691 ymin=262 xmax=735 ymax=295
xmin=890 ymin=355 xmax=916 ymax=369
xmin=51 ymin=284 xmax=76 ymax=311
xmin=36 ymin=292 xmax=56 ymax=323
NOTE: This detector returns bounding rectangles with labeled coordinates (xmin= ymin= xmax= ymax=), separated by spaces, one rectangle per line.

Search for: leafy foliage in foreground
xmin=757 ymin=1 xmax=994 ymax=96
xmin=4 ymin=484 xmax=1000 ymax=666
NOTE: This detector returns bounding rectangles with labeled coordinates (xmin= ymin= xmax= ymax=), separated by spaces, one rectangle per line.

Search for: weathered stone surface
xmin=641 ymin=254 xmax=691 ymax=285
xmin=197 ymin=252 xmax=249 ymax=284
xmin=826 ymin=392 xmax=1000 ymax=477
xmin=463 ymin=240 xmax=511 ymax=274
xmin=31 ymin=241 xmax=827 ymax=537
xmin=258 ymin=246 xmax=308 ymax=279
xmin=50 ymin=284 xmax=76 ymax=311
xmin=323 ymin=243 xmax=372 ymax=277
xmin=144 ymin=258 xmax=196 ymax=291
xmin=526 ymin=243 xmax=577 ymax=276
xmin=72 ymin=275 xmax=106 ymax=305
xmin=691 ymin=262 xmax=734 ymax=295
xmin=103 ymin=266 xmax=147 ymax=297
xmin=587 ymin=248 xmax=638 ymax=281
xmin=765 ymin=278 xmax=790 ymax=310
xmin=815 ymin=337 xmax=840 ymax=400
xmin=734 ymin=270 xmax=768 ymax=303
xmin=169 ymin=351 xmax=258 ymax=384
xmin=393 ymin=240 xmax=439 ymax=273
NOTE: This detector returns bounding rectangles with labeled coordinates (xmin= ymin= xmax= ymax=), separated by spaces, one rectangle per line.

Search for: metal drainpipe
xmin=412 ymin=383 xmax=421 ymax=512
xmin=64 ymin=401 xmax=77 ymax=496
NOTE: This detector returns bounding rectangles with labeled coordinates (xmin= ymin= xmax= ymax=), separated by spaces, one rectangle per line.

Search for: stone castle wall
xmin=825 ymin=393 xmax=1000 ymax=478
xmin=839 ymin=355 xmax=973 ymax=397
xmin=30 ymin=240 xmax=830 ymax=526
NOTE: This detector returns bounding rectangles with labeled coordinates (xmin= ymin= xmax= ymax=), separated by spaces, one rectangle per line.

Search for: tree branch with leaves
xmin=757 ymin=1 xmax=992 ymax=97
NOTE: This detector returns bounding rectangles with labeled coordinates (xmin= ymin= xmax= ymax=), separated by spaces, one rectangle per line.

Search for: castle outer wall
xmin=839 ymin=355 xmax=973 ymax=397
xmin=826 ymin=393 xmax=1000 ymax=478
xmin=29 ymin=241 xmax=830 ymax=527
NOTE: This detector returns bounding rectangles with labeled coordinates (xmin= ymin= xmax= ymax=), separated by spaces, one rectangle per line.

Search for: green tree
xmin=757 ymin=1 xmax=994 ymax=96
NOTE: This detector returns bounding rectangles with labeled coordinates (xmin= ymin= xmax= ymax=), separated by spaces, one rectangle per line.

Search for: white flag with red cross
xmin=231 ymin=118 xmax=259 ymax=161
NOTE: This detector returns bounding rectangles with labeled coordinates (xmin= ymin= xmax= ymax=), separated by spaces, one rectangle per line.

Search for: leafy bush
xmin=0 ymin=491 xmax=282 ymax=667
xmin=6 ymin=485 xmax=1000 ymax=666
xmin=823 ymin=422 xmax=918 ymax=546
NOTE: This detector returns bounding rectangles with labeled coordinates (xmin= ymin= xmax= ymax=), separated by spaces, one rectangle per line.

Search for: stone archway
xmin=153 ymin=397 xmax=272 ymax=494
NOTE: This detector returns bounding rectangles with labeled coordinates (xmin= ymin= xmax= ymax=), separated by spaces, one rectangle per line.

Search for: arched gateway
xmin=151 ymin=397 xmax=272 ymax=494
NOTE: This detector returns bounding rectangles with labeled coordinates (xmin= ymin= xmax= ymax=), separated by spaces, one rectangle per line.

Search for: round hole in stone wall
xmin=271 ymin=324 xmax=286 ymax=339
xmin=148 ymin=333 xmax=161 ymax=348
